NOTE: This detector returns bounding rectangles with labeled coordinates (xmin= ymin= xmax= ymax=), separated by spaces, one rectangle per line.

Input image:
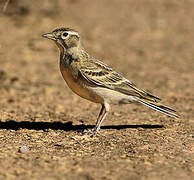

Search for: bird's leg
xmin=94 ymin=104 xmax=107 ymax=133
xmin=83 ymin=103 xmax=109 ymax=136
xmin=87 ymin=103 xmax=110 ymax=136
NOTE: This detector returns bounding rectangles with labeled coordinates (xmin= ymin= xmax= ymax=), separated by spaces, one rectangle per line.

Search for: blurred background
xmin=0 ymin=0 xmax=193 ymax=179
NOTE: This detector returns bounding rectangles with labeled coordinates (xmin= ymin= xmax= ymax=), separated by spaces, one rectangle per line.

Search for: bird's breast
xmin=59 ymin=63 xmax=103 ymax=104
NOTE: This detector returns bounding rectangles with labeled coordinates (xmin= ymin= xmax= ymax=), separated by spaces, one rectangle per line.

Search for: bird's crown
xmin=52 ymin=27 xmax=79 ymax=38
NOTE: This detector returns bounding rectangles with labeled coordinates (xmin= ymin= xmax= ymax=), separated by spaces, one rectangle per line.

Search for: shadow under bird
xmin=42 ymin=27 xmax=179 ymax=136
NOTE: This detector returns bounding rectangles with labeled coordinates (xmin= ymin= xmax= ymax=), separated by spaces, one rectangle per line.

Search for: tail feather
xmin=138 ymin=99 xmax=179 ymax=118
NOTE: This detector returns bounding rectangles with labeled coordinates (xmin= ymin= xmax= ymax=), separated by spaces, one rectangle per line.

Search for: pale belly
xmin=60 ymin=66 xmax=104 ymax=104
xmin=91 ymin=87 xmax=137 ymax=105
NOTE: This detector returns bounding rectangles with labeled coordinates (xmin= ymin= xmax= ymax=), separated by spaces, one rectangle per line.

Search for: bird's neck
xmin=60 ymin=46 xmax=84 ymax=67
xmin=66 ymin=46 xmax=83 ymax=59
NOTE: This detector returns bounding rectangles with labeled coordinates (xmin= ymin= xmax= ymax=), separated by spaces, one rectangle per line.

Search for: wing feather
xmin=80 ymin=58 xmax=161 ymax=102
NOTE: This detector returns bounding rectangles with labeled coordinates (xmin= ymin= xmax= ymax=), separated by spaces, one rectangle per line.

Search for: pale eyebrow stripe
xmin=67 ymin=31 xmax=79 ymax=36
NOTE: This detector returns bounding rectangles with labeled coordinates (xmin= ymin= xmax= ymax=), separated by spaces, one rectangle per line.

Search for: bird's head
xmin=42 ymin=27 xmax=81 ymax=53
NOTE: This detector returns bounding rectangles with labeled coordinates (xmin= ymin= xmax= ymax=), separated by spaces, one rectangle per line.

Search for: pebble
xmin=19 ymin=146 xmax=28 ymax=153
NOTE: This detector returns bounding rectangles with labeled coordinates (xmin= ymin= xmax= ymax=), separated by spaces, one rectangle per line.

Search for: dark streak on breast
xmin=63 ymin=54 xmax=77 ymax=67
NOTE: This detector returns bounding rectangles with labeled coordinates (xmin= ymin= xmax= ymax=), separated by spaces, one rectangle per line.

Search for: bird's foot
xmin=82 ymin=127 xmax=105 ymax=137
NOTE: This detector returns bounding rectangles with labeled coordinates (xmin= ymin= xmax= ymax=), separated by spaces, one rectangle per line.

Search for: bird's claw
xmin=82 ymin=128 xmax=105 ymax=137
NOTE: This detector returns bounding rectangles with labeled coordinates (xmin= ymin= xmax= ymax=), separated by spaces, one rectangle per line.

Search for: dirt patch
xmin=0 ymin=0 xmax=193 ymax=179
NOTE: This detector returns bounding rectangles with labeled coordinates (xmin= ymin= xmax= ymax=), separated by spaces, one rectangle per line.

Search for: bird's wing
xmin=79 ymin=58 xmax=161 ymax=102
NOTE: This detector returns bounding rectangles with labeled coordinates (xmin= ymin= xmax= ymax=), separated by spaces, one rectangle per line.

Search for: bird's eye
xmin=62 ymin=32 xmax=68 ymax=38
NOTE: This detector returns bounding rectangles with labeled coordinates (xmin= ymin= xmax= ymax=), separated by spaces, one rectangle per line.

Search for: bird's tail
xmin=137 ymin=98 xmax=179 ymax=118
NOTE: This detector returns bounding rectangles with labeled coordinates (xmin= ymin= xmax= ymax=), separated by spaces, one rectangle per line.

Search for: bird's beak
xmin=42 ymin=33 xmax=56 ymax=40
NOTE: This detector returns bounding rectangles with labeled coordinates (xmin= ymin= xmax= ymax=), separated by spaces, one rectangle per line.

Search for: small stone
xmin=19 ymin=146 xmax=28 ymax=153
xmin=120 ymin=154 xmax=127 ymax=158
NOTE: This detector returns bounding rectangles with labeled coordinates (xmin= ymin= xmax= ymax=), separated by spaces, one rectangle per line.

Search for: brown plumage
xmin=42 ymin=27 xmax=179 ymax=136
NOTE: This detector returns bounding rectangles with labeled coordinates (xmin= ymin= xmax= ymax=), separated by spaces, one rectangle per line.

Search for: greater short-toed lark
xmin=42 ymin=27 xmax=179 ymax=136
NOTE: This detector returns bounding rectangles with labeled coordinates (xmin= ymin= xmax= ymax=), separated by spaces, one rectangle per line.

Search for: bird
xmin=42 ymin=27 xmax=179 ymax=136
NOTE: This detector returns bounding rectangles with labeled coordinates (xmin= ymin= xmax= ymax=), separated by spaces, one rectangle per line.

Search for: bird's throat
xmin=55 ymin=42 xmax=65 ymax=54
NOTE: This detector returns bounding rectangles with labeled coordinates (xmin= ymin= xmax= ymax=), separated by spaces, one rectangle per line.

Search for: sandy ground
xmin=0 ymin=0 xmax=193 ymax=179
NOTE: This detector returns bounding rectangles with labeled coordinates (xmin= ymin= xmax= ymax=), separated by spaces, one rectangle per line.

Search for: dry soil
xmin=0 ymin=0 xmax=193 ymax=180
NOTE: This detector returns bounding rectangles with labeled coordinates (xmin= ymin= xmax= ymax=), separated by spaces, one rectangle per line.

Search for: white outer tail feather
xmin=137 ymin=99 xmax=179 ymax=118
